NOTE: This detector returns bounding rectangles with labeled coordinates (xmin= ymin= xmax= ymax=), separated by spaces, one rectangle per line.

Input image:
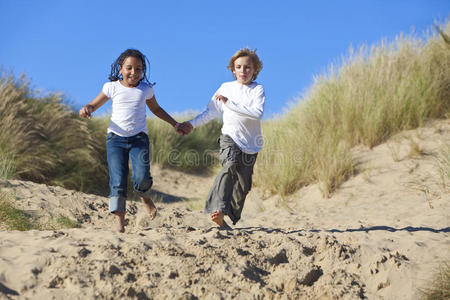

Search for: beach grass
xmin=86 ymin=113 xmax=221 ymax=172
xmin=0 ymin=150 xmax=15 ymax=180
xmin=254 ymin=22 xmax=450 ymax=197
xmin=420 ymin=262 xmax=450 ymax=300
xmin=147 ymin=114 xmax=221 ymax=171
xmin=435 ymin=144 xmax=450 ymax=190
xmin=0 ymin=74 xmax=109 ymax=195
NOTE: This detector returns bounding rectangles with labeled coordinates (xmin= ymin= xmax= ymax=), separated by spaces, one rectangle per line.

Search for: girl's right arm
xmin=79 ymin=92 xmax=109 ymax=119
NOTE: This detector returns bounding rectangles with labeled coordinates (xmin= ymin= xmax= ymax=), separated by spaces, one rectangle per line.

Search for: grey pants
xmin=204 ymin=134 xmax=258 ymax=225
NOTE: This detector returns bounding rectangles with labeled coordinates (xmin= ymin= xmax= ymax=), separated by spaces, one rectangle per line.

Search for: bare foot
xmin=113 ymin=211 xmax=125 ymax=233
xmin=211 ymin=210 xmax=225 ymax=226
xmin=141 ymin=196 xmax=157 ymax=220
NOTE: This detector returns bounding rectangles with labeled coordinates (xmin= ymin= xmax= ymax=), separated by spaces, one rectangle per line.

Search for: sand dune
xmin=0 ymin=120 xmax=449 ymax=299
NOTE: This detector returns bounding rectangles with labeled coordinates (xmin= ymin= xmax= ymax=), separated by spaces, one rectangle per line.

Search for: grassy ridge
xmin=254 ymin=22 xmax=450 ymax=197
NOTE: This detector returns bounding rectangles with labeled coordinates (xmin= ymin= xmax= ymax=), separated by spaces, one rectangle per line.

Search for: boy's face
xmin=233 ymin=56 xmax=255 ymax=85
xmin=119 ymin=56 xmax=143 ymax=87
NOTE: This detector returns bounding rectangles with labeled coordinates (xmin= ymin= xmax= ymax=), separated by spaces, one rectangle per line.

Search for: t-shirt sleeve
xmin=102 ymin=82 xmax=112 ymax=99
xmin=145 ymin=85 xmax=155 ymax=100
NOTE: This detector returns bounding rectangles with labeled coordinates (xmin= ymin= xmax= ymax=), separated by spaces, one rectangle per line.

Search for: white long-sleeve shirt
xmin=189 ymin=81 xmax=265 ymax=154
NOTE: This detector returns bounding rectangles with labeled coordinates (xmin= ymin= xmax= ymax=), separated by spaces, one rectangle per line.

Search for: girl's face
xmin=119 ymin=56 xmax=143 ymax=87
xmin=233 ymin=56 xmax=255 ymax=85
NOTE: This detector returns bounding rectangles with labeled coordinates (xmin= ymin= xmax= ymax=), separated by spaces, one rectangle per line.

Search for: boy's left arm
xmin=218 ymin=86 xmax=265 ymax=119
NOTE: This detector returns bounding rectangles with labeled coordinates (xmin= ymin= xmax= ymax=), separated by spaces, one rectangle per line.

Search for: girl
xmin=80 ymin=49 xmax=182 ymax=232
xmin=179 ymin=48 xmax=265 ymax=228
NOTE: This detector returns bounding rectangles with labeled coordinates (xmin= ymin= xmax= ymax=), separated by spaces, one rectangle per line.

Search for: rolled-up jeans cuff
xmin=109 ymin=196 xmax=126 ymax=213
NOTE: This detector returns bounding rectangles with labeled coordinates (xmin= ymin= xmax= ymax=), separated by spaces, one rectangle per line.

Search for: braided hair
xmin=109 ymin=49 xmax=152 ymax=85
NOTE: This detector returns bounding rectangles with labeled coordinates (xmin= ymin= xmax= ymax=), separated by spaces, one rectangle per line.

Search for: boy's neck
xmin=236 ymin=80 xmax=254 ymax=86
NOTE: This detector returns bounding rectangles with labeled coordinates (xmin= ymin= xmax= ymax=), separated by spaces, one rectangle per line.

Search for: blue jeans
xmin=106 ymin=132 xmax=153 ymax=213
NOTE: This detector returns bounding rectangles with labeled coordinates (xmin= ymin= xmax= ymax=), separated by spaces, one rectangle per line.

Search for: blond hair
xmin=227 ymin=48 xmax=263 ymax=81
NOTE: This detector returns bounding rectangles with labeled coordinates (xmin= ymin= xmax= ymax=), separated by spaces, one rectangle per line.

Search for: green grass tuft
xmin=55 ymin=216 xmax=79 ymax=229
xmin=0 ymin=190 xmax=34 ymax=230
xmin=0 ymin=189 xmax=80 ymax=231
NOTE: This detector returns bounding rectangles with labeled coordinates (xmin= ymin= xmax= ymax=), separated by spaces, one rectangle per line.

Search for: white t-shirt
xmin=189 ymin=80 xmax=265 ymax=154
xmin=102 ymin=80 xmax=154 ymax=137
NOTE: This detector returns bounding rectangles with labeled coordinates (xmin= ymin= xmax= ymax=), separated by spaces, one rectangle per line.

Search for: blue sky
xmin=0 ymin=1 xmax=448 ymax=119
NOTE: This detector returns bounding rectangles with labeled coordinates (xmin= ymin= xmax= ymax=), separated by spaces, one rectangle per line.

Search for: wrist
xmin=174 ymin=122 xmax=181 ymax=128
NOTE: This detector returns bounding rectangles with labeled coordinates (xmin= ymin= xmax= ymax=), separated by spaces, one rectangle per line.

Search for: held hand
xmin=174 ymin=123 xmax=184 ymax=135
xmin=175 ymin=122 xmax=193 ymax=136
xmin=179 ymin=122 xmax=193 ymax=135
xmin=79 ymin=104 xmax=93 ymax=119
xmin=174 ymin=123 xmax=185 ymax=135
xmin=215 ymin=94 xmax=228 ymax=104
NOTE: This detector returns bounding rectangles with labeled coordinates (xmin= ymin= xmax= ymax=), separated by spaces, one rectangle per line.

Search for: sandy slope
xmin=0 ymin=120 xmax=449 ymax=300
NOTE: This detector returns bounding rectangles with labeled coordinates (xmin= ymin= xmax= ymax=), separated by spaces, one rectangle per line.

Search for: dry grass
xmin=184 ymin=197 xmax=205 ymax=212
xmin=435 ymin=144 xmax=450 ymax=190
xmin=420 ymin=262 xmax=450 ymax=300
xmin=147 ymin=114 xmax=221 ymax=171
xmin=386 ymin=137 xmax=403 ymax=162
xmin=255 ymin=22 xmax=450 ymax=197
xmin=0 ymin=74 xmax=109 ymax=194
xmin=407 ymin=136 xmax=425 ymax=158
xmin=89 ymin=113 xmax=221 ymax=172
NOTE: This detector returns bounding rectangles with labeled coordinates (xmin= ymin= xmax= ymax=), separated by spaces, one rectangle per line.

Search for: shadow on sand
xmin=0 ymin=282 xmax=19 ymax=297
xmin=234 ymin=226 xmax=450 ymax=235
xmin=148 ymin=189 xmax=188 ymax=204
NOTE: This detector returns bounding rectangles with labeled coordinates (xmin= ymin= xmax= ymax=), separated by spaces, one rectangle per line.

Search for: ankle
xmin=142 ymin=196 xmax=154 ymax=205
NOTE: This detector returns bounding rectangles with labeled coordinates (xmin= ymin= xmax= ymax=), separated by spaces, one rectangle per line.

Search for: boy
xmin=179 ymin=48 xmax=265 ymax=227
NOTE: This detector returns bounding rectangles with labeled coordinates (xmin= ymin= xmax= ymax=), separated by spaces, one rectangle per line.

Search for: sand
xmin=0 ymin=120 xmax=449 ymax=299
